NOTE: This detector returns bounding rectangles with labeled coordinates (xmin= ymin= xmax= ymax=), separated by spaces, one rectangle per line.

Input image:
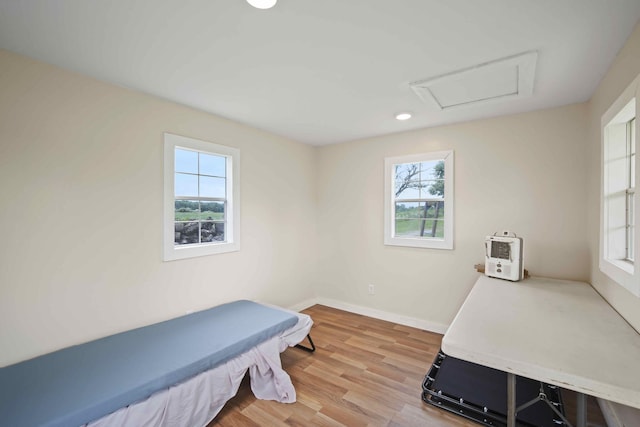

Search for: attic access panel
xmin=410 ymin=51 xmax=538 ymax=110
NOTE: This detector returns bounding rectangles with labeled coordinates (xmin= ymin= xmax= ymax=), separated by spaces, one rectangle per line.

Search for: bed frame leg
xmin=295 ymin=334 xmax=316 ymax=352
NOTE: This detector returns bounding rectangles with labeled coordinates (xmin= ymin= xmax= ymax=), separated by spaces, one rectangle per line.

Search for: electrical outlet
xmin=368 ymin=284 xmax=375 ymax=295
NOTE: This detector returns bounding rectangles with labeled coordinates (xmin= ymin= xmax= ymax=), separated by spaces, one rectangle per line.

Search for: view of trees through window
xmin=174 ymin=148 xmax=227 ymax=245
xmin=394 ymin=160 xmax=445 ymax=238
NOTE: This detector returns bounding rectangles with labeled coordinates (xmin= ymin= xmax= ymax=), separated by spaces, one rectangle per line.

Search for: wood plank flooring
xmin=210 ymin=305 xmax=605 ymax=426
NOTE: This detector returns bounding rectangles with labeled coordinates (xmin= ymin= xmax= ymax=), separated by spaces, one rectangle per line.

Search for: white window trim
xmin=384 ymin=150 xmax=454 ymax=250
xmin=163 ymin=133 xmax=240 ymax=261
xmin=600 ymin=74 xmax=639 ymax=296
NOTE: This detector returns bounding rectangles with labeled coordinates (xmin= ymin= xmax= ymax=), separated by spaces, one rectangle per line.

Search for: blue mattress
xmin=0 ymin=300 xmax=298 ymax=427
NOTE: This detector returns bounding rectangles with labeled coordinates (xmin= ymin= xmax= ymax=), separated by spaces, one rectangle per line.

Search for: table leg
xmin=576 ymin=392 xmax=587 ymax=427
xmin=507 ymin=373 xmax=516 ymax=427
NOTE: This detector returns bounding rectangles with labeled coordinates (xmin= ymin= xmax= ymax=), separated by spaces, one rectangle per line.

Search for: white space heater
xmin=484 ymin=231 xmax=524 ymax=282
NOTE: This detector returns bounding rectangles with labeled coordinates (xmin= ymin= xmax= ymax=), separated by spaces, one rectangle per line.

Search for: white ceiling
xmin=1 ymin=1 xmax=639 ymax=145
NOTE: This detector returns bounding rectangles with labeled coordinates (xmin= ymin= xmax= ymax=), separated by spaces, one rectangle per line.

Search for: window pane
xmin=175 ymin=173 xmax=198 ymax=197
xmin=395 ymin=161 xmax=446 ymax=199
xmin=631 ymin=118 xmax=636 ymax=187
xmin=395 ymin=163 xmax=421 ymax=196
xmin=200 ymin=176 xmax=226 ymax=198
xmin=430 ymin=219 xmax=445 ymax=238
xmin=629 ymin=226 xmax=635 ymax=261
xmin=632 ymin=153 xmax=636 ymax=188
xmin=628 ymin=191 xmax=635 ymax=261
xmin=175 ymin=149 xmax=198 ymax=174
xmin=421 ymin=160 xmax=445 ymax=179
xmin=396 ymin=202 xmax=425 ymax=219
xmin=420 ymin=180 xmax=445 ymax=199
xmin=175 ymin=200 xmax=201 ymax=221
xmin=396 ymin=186 xmax=420 ymax=199
xmin=395 ymin=219 xmax=444 ymax=238
xmin=395 ymin=219 xmax=423 ymax=237
xmin=200 ymin=221 xmax=216 ymax=243
xmin=395 ymin=163 xmax=419 ymax=182
xmin=214 ymin=222 xmax=225 ymax=242
xmin=631 ymin=118 xmax=636 ymax=154
xmin=200 ymin=153 xmax=226 ymax=177
xmin=424 ymin=201 xmax=445 ymax=219
xmin=200 ymin=201 xmax=225 ymax=221
xmin=175 ymin=222 xmax=199 ymax=245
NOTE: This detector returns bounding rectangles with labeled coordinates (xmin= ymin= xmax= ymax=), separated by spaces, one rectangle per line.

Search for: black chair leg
xmin=295 ymin=334 xmax=316 ymax=352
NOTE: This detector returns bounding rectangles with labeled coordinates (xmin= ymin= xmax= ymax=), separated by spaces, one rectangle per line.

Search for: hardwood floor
xmin=210 ymin=305 xmax=605 ymax=426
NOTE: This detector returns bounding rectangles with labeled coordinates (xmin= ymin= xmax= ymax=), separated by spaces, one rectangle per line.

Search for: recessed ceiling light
xmin=247 ymin=0 xmax=277 ymax=9
xmin=395 ymin=113 xmax=412 ymax=121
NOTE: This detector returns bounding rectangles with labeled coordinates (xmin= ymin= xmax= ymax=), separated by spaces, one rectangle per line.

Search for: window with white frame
xmin=627 ymin=117 xmax=636 ymax=262
xmin=600 ymin=74 xmax=639 ymax=296
xmin=163 ymin=133 xmax=240 ymax=261
xmin=384 ymin=150 xmax=454 ymax=249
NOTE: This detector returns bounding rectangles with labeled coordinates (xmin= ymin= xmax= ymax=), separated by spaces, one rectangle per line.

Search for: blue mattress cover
xmin=0 ymin=300 xmax=298 ymax=427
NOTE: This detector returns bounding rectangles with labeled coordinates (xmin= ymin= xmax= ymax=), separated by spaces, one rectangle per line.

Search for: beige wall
xmin=0 ymin=49 xmax=317 ymax=366
xmin=587 ymin=22 xmax=640 ymax=332
xmin=3 ymin=21 xmax=640 ymax=367
xmin=315 ymin=104 xmax=589 ymax=329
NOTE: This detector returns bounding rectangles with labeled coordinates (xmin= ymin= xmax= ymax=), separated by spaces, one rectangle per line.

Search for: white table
xmin=441 ymin=275 xmax=640 ymax=427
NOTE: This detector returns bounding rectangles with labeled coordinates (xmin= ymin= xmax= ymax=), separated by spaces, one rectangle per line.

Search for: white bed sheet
xmin=83 ymin=310 xmax=312 ymax=427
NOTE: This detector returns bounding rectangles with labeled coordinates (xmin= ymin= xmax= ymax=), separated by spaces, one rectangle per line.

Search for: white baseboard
xmin=289 ymin=297 xmax=448 ymax=335
xmin=287 ymin=298 xmax=318 ymax=313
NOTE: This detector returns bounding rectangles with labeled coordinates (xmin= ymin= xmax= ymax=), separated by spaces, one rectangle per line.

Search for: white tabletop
xmin=441 ymin=275 xmax=640 ymax=409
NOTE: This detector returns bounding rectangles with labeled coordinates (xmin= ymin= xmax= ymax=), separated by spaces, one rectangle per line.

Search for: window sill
xmin=599 ymin=258 xmax=640 ymax=297
xmin=608 ymin=258 xmax=634 ymax=275
xmin=163 ymin=241 xmax=240 ymax=261
xmin=384 ymin=236 xmax=453 ymax=250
